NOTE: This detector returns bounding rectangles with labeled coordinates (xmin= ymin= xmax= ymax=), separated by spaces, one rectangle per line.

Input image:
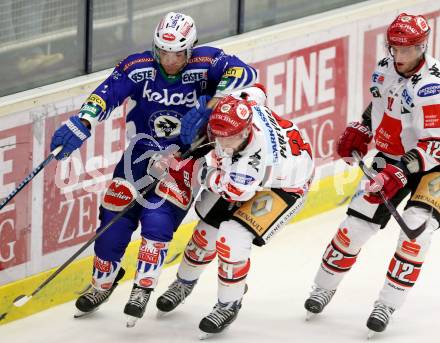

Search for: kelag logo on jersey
xmin=229 ymin=172 xmax=255 ymax=185
xmin=128 ymin=67 xmax=156 ymax=83
xmin=417 ymin=83 xmax=440 ymax=97
xmin=143 ymin=81 xmax=197 ymax=107
xmin=182 ymin=69 xmax=208 ymax=84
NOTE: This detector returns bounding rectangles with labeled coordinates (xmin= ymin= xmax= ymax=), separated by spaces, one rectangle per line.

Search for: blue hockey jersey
xmin=78 ymin=46 xmax=257 ymax=151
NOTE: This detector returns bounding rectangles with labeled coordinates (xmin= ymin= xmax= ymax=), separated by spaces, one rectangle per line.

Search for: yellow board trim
xmin=0 ymin=169 xmax=361 ymax=325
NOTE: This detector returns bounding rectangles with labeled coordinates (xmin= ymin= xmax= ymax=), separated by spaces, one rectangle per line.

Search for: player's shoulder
xmin=251 ymin=104 xmax=270 ymax=123
xmin=374 ymin=57 xmax=394 ymax=74
xmin=187 ymin=46 xmax=222 ymax=66
xmin=116 ymin=50 xmax=156 ymax=73
xmin=411 ymin=55 xmax=440 ymax=104
xmin=371 ymin=57 xmax=397 ymax=92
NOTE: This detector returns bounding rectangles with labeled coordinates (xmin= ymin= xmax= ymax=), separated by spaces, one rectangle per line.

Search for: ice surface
xmin=1 ymin=206 xmax=439 ymax=343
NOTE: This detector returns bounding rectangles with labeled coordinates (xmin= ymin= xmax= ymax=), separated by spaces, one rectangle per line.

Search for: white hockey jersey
xmin=203 ymin=105 xmax=314 ymax=202
xmin=370 ymin=54 xmax=440 ymax=171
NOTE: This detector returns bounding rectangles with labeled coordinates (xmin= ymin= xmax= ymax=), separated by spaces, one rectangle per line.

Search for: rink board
xmin=1 ymin=0 xmax=439 ymax=324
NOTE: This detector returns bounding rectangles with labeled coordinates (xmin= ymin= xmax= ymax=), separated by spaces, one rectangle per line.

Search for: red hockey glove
xmin=147 ymin=152 xmax=178 ymax=180
xmin=364 ymin=164 xmax=407 ymax=204
xmin=337 ymin=122 xmax=373 ymax=163
xmin=155 ymin=157 xmax=197 ymax=210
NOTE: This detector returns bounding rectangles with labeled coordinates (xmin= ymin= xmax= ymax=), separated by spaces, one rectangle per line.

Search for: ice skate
xmin=156 ymin=277 xmax=196 ymax=317
xmin=304 ymin=285 xmax=335 ymax=320
xmin=198 ymin=300 xmax=241 ymax=339
xmin=74 ymin=267 xmax=125 ymax=318
xmin=366 ymin=301 xmax=395 ymax=338
xmin=124 ymin=284 xmax=152 ymax=328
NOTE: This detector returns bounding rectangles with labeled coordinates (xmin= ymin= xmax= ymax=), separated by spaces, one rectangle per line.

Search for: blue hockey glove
xmin=180 ymin=95 xmax=212 ymax=145
xmin=50 ymin=116 xmax=91 ymax=160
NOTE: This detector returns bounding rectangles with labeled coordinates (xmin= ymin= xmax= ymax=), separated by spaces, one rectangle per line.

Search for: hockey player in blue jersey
xmin=49 ymin=12 xmax=257 ymax=326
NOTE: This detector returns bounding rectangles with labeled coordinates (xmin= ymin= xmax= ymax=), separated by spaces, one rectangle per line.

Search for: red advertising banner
xmin=253 ymin=37 xmax=349 ymax=163
xmin=0 ymin=124 xmax=33 ymax=270
xmin=42 ymin=110 xmax=126 ymax=254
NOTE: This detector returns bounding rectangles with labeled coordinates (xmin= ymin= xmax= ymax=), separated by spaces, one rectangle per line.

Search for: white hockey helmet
xmin=153 ymin=12 xmax=197 ymax=62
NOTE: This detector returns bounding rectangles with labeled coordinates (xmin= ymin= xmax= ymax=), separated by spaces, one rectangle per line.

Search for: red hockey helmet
xmin=387 ymin=13 xmax=430 ymax=46
xmin=207 ymin=95 xmax=253 ymax=139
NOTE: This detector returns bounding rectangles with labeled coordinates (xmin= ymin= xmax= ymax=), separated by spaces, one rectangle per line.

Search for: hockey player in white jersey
xmin=304 ymin=13 xmax=440 ymax=337
xmin=154 ymin=86 xmax=314 ymax=338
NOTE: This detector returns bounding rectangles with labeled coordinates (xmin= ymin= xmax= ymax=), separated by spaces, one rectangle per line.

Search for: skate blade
xmin=199 ymin=331 xmax=214 ymax=340
xmin=74 ymin=307 xmax=98 ymax=319
xmin=305 ymin=311 xmax=316 ymax=321
xmin=156 ymin=310 xmax=168 ymax=318
xmin=367 ymin=330 xmax=375 ymax=339
xmin=126 ymin=315 xmax=139 ymax=328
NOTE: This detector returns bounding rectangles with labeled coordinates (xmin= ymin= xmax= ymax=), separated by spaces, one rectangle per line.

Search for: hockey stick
xmin=0 ymin=136 xmax=209 ymax=320
xmin=352 ymin=151 xmax=426 ymax=240
xmin=0 ymin=146 xmax=63 ymax=211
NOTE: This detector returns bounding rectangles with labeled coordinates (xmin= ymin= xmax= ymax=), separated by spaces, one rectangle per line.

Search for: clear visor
xmin=387 ymin=43 xmax=426 ymax=60
xmin=212 ymin=129 xmax=250 ymax=157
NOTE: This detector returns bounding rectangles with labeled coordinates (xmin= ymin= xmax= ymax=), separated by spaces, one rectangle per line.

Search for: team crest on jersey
xmin=128 ymin=67 xmax=156 ymax=83
xmin=149 ymin=110 xmax=181 ymax=138
xmin=182 ymin=69 xmax=208 ymax=84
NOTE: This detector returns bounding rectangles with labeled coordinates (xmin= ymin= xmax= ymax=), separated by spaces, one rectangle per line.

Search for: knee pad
xmin=333 ymin=215 xmax=380 ymax=254
xmin=216 ymin=220 xmax=254 ymax=262
xmin=397 ymin=207 xmax=438 ymax=262
xmin=321 ymin=215 xmax=380 ymax=273
xmin=386 ymin=207 xmax=437 ymax=288
xmin=218 ymin=257 xmax=251 ymax=285
xmin=183 ymin=221 xmax=218 ymax=266
xmin=91 ymin=256 xmax=121 ymax=291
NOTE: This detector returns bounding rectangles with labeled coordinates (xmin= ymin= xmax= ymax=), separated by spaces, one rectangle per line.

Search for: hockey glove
xmin=146 ymin=152 xmax=173 ymax=180
xmin=364 ymin=164 xmax=407 ymax=204
xmin=50 ymin=116 xmax=91 ymax=160
xmin=337 ymin=122 xmax=373 ymax=164
xmin=180 ymin=95 xmax=212 ymax=145
xmin=155 ymin=157 xmax=197 ymax=210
